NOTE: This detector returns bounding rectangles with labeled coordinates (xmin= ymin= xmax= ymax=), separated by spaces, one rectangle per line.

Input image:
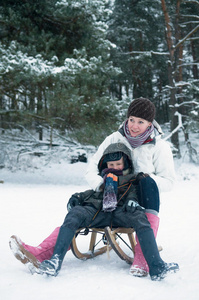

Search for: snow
xmin=1 ymin=158 xmax=199 ymax=300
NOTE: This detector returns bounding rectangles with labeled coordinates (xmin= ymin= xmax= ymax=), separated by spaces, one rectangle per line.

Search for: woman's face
xmin=127 ymin=116 xmax=151 ymax=137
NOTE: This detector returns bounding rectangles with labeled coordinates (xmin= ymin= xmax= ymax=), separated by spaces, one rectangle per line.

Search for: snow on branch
xmin=180 ymin=14 xmax=199 ymax=20
xmin=121 ymin=51 xmax=170 ymax=56
xmin=176 ymin=62 xmax=199 ymax=69
xmin=175 ymin=25 xmax=199 ymax=49
xmin=164 ymin=112 xmax=183 ymax=141
xmin=184 ymin=0 xmax=199 ymax=4
xmin=174 ymin=100 xmax=199 ymax=108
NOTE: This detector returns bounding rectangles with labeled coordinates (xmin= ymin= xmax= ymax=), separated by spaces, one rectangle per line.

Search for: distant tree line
xmin=0 ymin=0 xmax=198 ymax=152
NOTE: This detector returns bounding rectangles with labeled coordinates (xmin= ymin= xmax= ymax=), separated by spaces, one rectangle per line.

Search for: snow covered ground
xmin=1 ymin=159 xmax=199 ymax=300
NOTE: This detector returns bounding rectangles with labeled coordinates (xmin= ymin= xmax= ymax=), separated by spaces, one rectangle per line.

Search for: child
xmin=34 ymin=143 xmax=179 ymax=280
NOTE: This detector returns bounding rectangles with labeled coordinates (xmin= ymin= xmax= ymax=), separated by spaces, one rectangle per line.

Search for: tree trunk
xmin=191 ymin=39 xmax=199 ymax=80
xmin=161 ymin=0 xmax=181 ymax=156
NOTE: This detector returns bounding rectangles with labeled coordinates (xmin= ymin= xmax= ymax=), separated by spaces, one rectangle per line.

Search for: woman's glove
xmin=67 ymin=194 xmax=81 ymax=212
xmin=123 ymin=199 xmax=144 ymax=213
xmin=135 ymin=172 xmax=149 ymax=184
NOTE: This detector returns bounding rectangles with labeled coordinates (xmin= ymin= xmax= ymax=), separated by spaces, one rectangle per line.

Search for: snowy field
xmin=1 ymin=159 xmax=199 ymax=300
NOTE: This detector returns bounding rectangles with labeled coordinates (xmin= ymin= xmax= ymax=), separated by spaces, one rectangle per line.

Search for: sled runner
xmin=71 ymin=227 xmax=136 ymax=264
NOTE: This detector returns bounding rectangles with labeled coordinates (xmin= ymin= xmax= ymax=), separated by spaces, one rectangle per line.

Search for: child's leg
xmin=39 ymin=205 xmax=98 ymax=276
xmin=136 ymin=227 xmax=179 ymax=280
xmin=112 ymin=208 xmax=179 ymax=280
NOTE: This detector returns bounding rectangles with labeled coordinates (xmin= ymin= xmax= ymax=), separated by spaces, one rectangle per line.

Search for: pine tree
xmin=107 ymin=0 xmax=166 ymax=103
xmin=0 ymin=0 xmax=120 ymax=145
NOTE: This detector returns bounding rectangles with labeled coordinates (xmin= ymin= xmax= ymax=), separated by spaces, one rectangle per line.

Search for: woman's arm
xmin=149 ymin=139 xmax=176 ymax=192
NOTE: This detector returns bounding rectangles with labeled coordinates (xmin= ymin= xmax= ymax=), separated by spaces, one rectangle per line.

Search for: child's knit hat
xmin=127 ymin=98 xmax=156 ymax=122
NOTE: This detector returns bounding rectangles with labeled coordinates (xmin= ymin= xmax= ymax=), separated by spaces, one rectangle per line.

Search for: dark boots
xmin=39 ymin=226 xmax=75 ymax=276
xmin=137 ymin=228 xmax=179 ymax=281
xmin=39 ymin=225 xmax=179 ymax=280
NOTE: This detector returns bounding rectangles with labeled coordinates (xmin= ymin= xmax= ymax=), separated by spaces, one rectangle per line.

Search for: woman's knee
xmin=137 ymin=177 xmax=160 ymax=212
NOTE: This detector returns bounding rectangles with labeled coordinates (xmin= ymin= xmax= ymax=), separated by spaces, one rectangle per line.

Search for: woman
xmin=85 ymin=97 xmax=176 ymax=276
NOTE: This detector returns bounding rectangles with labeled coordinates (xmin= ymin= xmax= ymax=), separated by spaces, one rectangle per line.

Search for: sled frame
xmin=71 ymin=227 xmax=136 ymax=264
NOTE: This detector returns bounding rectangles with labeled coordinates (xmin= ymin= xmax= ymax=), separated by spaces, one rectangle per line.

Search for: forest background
xmin=0 ymin=0 xmax=199 ymax=169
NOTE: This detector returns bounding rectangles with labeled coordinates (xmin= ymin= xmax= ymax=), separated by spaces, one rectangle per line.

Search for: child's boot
xmin=39 ymin=226 xmax=75 ymax=276
xmin=136 ymin=227 xmax=179 ymax=281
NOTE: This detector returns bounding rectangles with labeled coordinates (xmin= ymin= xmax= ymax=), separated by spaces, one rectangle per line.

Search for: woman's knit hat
xmin=127 ymin=98 xmax=156 ymax=122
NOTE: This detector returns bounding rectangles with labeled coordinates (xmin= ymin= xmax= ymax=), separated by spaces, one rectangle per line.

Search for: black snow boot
xmin=39 ymin=226 xmax=75 ymax=276
xmin=137 ymin=228 xmax=179 ymax=281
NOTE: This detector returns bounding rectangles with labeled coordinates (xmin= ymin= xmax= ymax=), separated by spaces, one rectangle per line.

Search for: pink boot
xmin=9 ymin=227 xmax=68 ymax=269
xmin=129 ymin=212 xmax=160 ymax=277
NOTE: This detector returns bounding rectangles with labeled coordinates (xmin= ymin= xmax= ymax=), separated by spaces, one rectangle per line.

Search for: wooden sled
xmin=71 ymin=227 xmax=136 ymax=264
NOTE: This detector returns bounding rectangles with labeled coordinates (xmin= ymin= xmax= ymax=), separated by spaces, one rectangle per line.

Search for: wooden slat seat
xmin=71 ymin=227 xmax=136 ymax=264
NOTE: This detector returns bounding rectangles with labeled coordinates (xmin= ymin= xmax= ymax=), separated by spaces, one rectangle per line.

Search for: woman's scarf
xmin=123 ymin=119 xmax=154 ymax=148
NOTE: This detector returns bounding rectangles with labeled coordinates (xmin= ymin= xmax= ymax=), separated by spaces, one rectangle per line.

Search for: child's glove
xmin=67 ymin=194 xmax=81 ymax=212
xmin=123 ymin=199 xmax=144 ymax=213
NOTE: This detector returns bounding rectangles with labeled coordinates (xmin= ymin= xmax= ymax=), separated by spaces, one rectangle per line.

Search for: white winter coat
xmin=85 ymin=121 xmax=175 ymax=194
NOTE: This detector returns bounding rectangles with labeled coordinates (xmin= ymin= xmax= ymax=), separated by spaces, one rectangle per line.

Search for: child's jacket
xmin=70 ymin=143 xmax=138 ymax=210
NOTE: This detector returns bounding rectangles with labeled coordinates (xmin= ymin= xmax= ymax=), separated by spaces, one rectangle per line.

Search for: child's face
xmin=107 ymin=157 xmax=124 ymax=170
